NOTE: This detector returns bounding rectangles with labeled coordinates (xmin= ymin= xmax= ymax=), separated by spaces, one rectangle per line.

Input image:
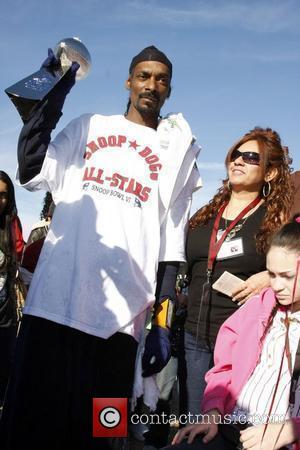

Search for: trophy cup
xmin=5 ymin=37 xmax=92 ymax=122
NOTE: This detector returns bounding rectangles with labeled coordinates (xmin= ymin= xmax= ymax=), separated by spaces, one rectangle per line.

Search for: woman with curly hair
xmin=183 ymin=127 xmax=293 ymax=418
xmin=0 ymin=170 xmax=24 ymax=406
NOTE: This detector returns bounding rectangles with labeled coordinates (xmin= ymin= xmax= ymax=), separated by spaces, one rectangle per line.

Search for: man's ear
xmin=265 ymin=167 xmax=278 ymax=183
xmin=167 ymin=85 xmax=172 ymax=99
xmin=125 ymin=77 xmax=131 ymax=91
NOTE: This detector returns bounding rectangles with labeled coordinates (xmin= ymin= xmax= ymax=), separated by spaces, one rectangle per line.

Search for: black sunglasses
xmin=230 ymin=148 xmax=260 ymax=165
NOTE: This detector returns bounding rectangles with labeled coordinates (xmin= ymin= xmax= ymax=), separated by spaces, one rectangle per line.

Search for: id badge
xmin=217 ymin=237 xmax=244 ymax=260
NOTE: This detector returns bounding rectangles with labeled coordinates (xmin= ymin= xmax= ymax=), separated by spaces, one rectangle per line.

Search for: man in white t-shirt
xmin=0 ymin=46 xmax=201 ymax=449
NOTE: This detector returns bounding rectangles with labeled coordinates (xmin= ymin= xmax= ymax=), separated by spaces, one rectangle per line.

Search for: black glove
xmin=41 ymin=48 xmax=80 ymax=100
xmin=142 ymin=325 xmax=171 ymax=377
xmin=18 ymin=49 xmax=80 ymax=184
xmin=40 ymin=48 xmax=60 ymax=72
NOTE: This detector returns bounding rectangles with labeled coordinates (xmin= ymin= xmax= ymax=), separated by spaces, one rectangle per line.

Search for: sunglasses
xmin=230 ymin=149 xmax=260 ymax=165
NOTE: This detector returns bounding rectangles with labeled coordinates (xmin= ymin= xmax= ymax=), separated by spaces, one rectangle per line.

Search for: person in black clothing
xmin=183 ymin=127 xmax=293 ymax=418
xmin=0 ymin=171 xmax=24 ymax=407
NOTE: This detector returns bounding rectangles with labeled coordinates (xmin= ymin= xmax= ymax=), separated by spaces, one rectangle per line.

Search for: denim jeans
xmin=184 ymin=330 xmax=214 ymax=418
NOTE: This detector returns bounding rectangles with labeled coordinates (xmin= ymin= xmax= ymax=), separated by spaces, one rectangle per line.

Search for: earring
xmin=263 ymin=181 xmax=271 ymax=198
xmin=226 ymin=180 xmax=231 ymax=190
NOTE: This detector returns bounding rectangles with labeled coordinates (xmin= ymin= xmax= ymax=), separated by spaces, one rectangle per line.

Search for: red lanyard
xmin=207 ymin=196 xmax=261 ymax=276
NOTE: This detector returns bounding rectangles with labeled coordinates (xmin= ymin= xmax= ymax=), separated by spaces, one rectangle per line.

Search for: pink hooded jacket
xmin=202 ymin=287 xmax=300 ymax=448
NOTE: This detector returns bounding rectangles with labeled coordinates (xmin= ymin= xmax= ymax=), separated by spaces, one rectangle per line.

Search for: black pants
xmin=143 ymin=398 xmax=172 ymax=448
xmin=0 ymin=325 xmax=17 ymax=404
xmin=0 ymin=315 xmax=138 ymax=450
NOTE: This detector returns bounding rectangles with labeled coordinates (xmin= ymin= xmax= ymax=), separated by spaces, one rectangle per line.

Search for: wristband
xmin=153 ymin=297 xmax=174 ymax=329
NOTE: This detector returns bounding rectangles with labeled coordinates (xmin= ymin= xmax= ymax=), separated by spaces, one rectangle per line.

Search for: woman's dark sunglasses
xmin=230 ymin=149 xmax=260 ymax=165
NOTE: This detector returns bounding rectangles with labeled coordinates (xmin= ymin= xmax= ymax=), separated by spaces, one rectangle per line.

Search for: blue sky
xmin=1 ymin=0 xmax=300 ymax=238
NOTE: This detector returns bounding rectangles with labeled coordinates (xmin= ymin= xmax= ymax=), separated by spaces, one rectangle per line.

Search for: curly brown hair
xmin=189 ymin=127 xmax=293 ymax=254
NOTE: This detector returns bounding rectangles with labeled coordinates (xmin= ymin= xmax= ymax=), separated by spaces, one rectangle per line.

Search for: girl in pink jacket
xmin=167 ymin=216 xmax=300 ymax=450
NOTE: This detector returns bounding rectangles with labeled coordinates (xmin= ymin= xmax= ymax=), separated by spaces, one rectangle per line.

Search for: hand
xmin=176 ymin=292 xmax=188 ymax=307
xmin=240 ymin=421 xmax=297 ymax=450
xmin=231 ymin=271 xmax=270 ymax=305
xmin=41 ymin=48 xmax=61 ymax=74
xmin=41 ymin=48 xmax=80 ymax=98
xmin=142 ymin=325 xmax=171 ymax=377
xmin=172 ymin=410 xmax=220 ymax=445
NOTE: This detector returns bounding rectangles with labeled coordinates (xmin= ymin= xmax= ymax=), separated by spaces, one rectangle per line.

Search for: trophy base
xmin=5 ymin=94 xmax=39 ymax=123
xmin=5 ymin=67 xmax=61 ymax=122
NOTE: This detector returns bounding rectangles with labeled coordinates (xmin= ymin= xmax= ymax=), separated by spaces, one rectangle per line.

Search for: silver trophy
xmin=5 ymin=37 xmax=92 ymax=122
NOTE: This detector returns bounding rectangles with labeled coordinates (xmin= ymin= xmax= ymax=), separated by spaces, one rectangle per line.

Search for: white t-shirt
xmin=19 ymin=113 xmax=201 ymax=340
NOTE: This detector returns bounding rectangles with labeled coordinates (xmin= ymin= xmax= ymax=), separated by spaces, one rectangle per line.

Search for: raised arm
xmin=18 ymin=50 xmax=79 ymax=184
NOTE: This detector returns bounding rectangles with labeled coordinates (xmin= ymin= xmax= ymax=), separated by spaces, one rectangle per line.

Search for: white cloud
xmin=116 ymin=0 xmax=300 ymax=33
xmin=2 ymin=0 xmax=299 ymax=34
